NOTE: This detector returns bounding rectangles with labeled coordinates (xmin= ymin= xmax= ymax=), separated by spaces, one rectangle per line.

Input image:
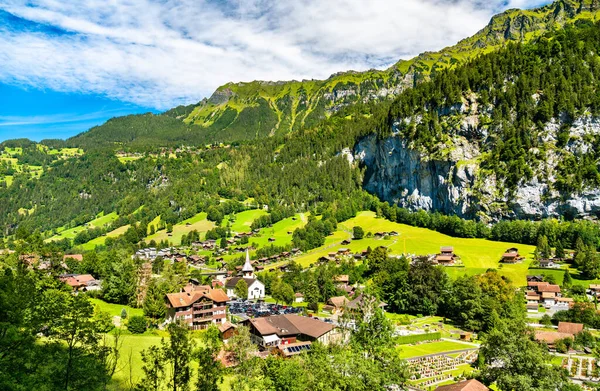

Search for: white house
xmin=225 ymin=250 xmax=265 ymax=300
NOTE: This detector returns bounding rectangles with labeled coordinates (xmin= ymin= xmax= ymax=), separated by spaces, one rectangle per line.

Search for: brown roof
xmin=590 ymin=284 xmax=600 ymax=290
xmin=334 ymin=275 xmax=350 ymax=283
xmin=537 ymin=284 xmax=561 ymax=293
xmin=346 ymin=294 xmax=387 ymax=310
xmin=436 ymin=255 xmax=455 ymax=262
xmin=541 ymin=292 xmax=556 ymax=299
xmin=165 ymin=288 xmax=229 ymax=308
xmin=557 ymin=322 xmax=584 ymax=335
xmin=60 ymin=274 xmax=96 ymax=288
xmin=528 ymin=281 xmax=549 ymax=287
xmin=556 ymin=297 xmax=574 ymax=302
xmin=246 ymin=314 xmax=334 ymax=339
xmin=219 ymin=321 xmax=236 ymax=333
xmin=434 ymin=379 xmax=489 ymax=391
xmin=535 ymin=331 xmax=574 ymax=344
xmin=526 ymin=295 xmax=540 ymax=301
xmin=440 ymin=246 xmax=454 ymax=253
xmin=502 ymin=253 xmax=518 ymax=258
xmin=328 ymin=296 xmax=349 ymax=308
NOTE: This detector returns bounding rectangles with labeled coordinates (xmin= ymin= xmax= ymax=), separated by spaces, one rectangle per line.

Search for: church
xmin=225 ymin=250 xmax=265 ymax=300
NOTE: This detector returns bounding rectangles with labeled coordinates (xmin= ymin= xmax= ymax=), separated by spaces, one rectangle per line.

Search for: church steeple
xmin=242 ymin=249 xmax=254 ymax=278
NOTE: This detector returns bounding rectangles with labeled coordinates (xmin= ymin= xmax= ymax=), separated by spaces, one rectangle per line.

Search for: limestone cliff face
xmin=354 ymin=118 xmax=600 ymax=220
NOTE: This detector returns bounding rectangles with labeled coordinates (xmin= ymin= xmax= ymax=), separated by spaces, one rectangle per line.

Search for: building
xmin=219 ymin=321 xmax=237 ymax=343
xmin=538 ymin=259 xmax=555 ymax=268
xmin=242 ymin=314 xmax=341 ymax=350
xmin=165 ymin=286 xmax=229 ymax=330
xmin=294 ymin=292 xmax=304 ymax=303
xmin=327 ymin=296 xmax=350 ymax=314
xmin=535 ymin=322 xmax=584 ymax=348
xmin=558 ymin=322 xmax=584 ymax=335
xmin=435 ymin=246 xmax=457 ymax=265
xmin=501 ymin=248 xmax=521 ymax=263
xmin=434 ymin=379 xmax=489 ymax=391
xmin=225 ymin=250 xmax=265 ymax=300
xmin=59 ymin=274 xmax=102 ymax=293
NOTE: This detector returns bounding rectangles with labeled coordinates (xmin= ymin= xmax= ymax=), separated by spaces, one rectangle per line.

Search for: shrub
xmin=120 ymin=308 xmax=128 ymax=319
xmin=127 ymin=315 xmax=148 ymax=334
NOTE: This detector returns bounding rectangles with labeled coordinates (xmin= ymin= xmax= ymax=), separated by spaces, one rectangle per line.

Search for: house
xmin=436 ymin=246 xmax=457 ymax=265
xmin=440 ymin=246 xmax=454 ymax=255
xmin=242 ymin=314 xmax=341 ymax=350
xmin=337 ymin=248 xmax=351 ymax=255
xmin=341 ymin=240 xmax=351 ymax=245
xmin=334 ymin=275 xmax=350 ymax=284
xmin=538 ymin=259 xmax=555 ymax=268
xmin=555 ymin=297 xmax=574 ymax=309
xmin=294 ymin=292 xmax=304 ymax=303
xmin=434 ymin=379 xmax=489 ymax=391
xmin=526 ymin=293 xmax=540 ymax=305
xmin=59 ymin=274 xmax=102 ymax=292
xmin=589 ymin=284 xmax=600 ymax=295
xmin=225 ymin=250 xmax=265 ymax=300
xmin=219 ymin=321 xmax=237 ymax=343
xmin=276 ymin=341 xmax=312 ymax=357
xmin=345 ymin=294 xmax=387 ymax=313
xmin=327 ymin=296 xmax=350 ymax=314
xmin=537 ymin=284 xmax=561 ymax=295
xmin=535 ymin=322 xmax=584 ymax=348
xmin=526 ymin=303 xmax=539 ymax=312
xmin=541 ymin=292 xmax=556 ymax=307
xmin=527 ymin=281 xmax=549 ymax=291
xmin=501 ymin=247 xmax=521 ymax=263
xmin=165 ymin=288 xmax=229 ymax=330
xmin=527 ymin=275 xmax=544 ymax=282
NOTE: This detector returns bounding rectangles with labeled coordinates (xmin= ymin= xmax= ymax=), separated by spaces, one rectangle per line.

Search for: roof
xmin=541 ymin=292 xmax=556 ymax=299
xmin=590 ymin=284 xmax=600 ymax=290
xmin=60 ymin=274 xmax=96 ymax=288
xmin=219 ymin=321 xmax=236 ymax=333
xmin=528 ymin=281 xmax=549 ymax=287
xmin=165 ymin=288 xmax=229 ymax=308
xmin=436 ymin=255 xmax=455 ymax=262
xmin=246 ymin=314 xmax=334 ymax=339
xmin=535 ymin=331 xmax=574 ymax=344
xmin=556 ymin=297 xmax=574 ymax=302
xmin=558 ymin=322 xmax=584 ymax=335
xmin=328 ymin=296 xmax=349 ymax=308
xmin=502 ymin=253 xmax=518 ymax=258
xmin=346 ymin=294 xmax=387 ymax=310
xmin=334 ymin=275 xmax=349 ymax=283
xmin=526 ymin=295 xmax=540 ymax=300
xmin=277 ymin=341 xmax=312 ymax=357
xmin=242 ymin=250 xmax=254 ymax=273
xmin=440 ymin=246 xmax=454 ymax=253
xmin=225 ymin=277 xmax=259 ymax=288
xmin=537 ymin=284 xmax=561 ymax=293
xmin=434 ymin=379 xmax=489 ymax=391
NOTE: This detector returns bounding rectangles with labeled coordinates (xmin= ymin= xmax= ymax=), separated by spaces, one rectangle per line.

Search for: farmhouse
xmin=501 ymin=247 xmax=521 ymax=263
xmin=535 ymin=322 xmax=584 ymax=348
xmin=435 ymin=246 xmax=457 ymax=265
xmin=242 ymin=314 xmax=340 ymax=350
xmin=225 ymin=250 xmax=265 ymax=300
xmin=219 ymin=321 xmax=237 ymax=343
xmin=434 ymin=379 xmax=489 ymax=391
xmin=59 ymin=274 xmax=102 ymax=292
xmin=165 ymin=287 xmax=229 ymax=330
xmin=327 ymin=296 xmax=350 ymax=314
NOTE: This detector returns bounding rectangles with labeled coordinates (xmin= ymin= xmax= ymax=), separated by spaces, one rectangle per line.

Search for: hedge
xmin=394 ymin=332 xmax=441 ymax=345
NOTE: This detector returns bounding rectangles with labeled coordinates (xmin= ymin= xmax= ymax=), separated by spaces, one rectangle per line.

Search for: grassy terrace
xmin=46 ymin=212 xmax=119 ymax=242
xmin=398 ymin=340 xmax=476 ymax=359
xmin=146 ymin=212 xmax=215 ymax=245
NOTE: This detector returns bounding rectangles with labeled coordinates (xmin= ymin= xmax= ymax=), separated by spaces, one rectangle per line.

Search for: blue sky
xmin=0 ymin=0 xmax=551 ymax=142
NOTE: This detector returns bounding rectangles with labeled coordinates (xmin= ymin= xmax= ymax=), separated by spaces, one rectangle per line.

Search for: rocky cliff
xmin=354 ymin=115 xmax=600 ymax=221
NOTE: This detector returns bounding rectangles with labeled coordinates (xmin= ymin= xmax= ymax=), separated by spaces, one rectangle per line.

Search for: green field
xmin=293 ymin=211 xmax=536 ymax=284
xmin=146 ymin=212 xmax=214 ymax=245
xmin=79 ymin=224 xmax=131 ymax=250
xmin=222 ymin=209 xmax=268 ymax=232
xmin=90 ymin=298 xmax=143 ymax=318
xmin=398 ymin=340 xmax=476 ymax=359
xmin=249 ymin=213 xmax=307 ymax=249
xmin=46 ymin=212 xmax=119 ymax=242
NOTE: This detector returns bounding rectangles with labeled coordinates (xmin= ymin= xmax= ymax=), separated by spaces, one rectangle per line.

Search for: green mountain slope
xmin=179 ymin=0 xmax=600 ymax=142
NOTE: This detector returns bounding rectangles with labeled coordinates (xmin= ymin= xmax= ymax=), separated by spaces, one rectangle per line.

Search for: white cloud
xmin=0 ymin=0 xmax=551 ymax=109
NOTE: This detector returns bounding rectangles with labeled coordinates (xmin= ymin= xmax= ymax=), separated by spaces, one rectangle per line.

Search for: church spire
xmin=242 ymin=249 xmax=254 ymax=278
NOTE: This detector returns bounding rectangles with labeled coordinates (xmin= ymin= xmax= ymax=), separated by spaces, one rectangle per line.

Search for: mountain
xmin=70 ymin=0 xmax=600 ymax=147
xmin=172 ymin=0 xmax=600 ymax=143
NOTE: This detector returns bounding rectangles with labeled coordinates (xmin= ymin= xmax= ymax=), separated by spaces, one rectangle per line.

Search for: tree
xmin=195 ymin=326 xmax=223 ymax=391
xmin=540 ymin=314 xmax=553 ymax=326
xmin=353 ymin=225 xmax=364 ymax=240
xmin=93 ymin=308 xmax=115 ymax=333
xmin=144 ymin=279 xmax=168 ymax=320
xmin=480 ymin=318 xmax=572 ymax=390
xmin=563 ymin=269 xmax=573 ymax=288
xmin=351 ymin=294 xmax=394 ymax=358
xmin=137 ymin=345 xmax=167 ymax=391
xmin=121 ymin=308 xmax=128 ymax=319
xmin=164 ymin=321 xmax=194 ymax=391
xmin=581 ymin=245 xmax=600 ymax=279
xmin=535 ymin=235 xmax=551 ymax=260
xmin=127 ymin=316 xmax=148 ymax=334
xmin=271 ymin=280 xmax=295 ymax=305
xmin=555 ymin=240 xmax=565 ymax=259
xmin=234 ymin=279 xmax=248 ymax=300
xmin=226 ymin=325 xmax=264 ymax=391
xmin=219 ymin=237 xmax=227 ymax=249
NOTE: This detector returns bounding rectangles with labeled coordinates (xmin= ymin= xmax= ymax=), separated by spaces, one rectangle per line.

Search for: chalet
xmin=334 ymin=275 xmax=350 ymax=284
xmin=501 ymin=247 xmax=520 ymax=263
xmin=434 ymin=379 xmax=489 ymax=391
xmin=537 ymin=284 xmax=561 ymax=295
xmin=268 ymin=237 xmax=276 ymax=242
xmin=526 ymin=293 xmax=540 ymax=305
xmin=538 ymin=259 xmax=555 ymax=268
xmin=526 ymin=303 xmax=539 ymax=312
xmin=541 ymin=292 xmax=556 ymax=307
xmin=589 ymin=284 xmax=600 ymax=295
xmin=440 ymin=246 xmax=454 ymax=255
xmin=341 ymin=240 xmax=351 ymax=245
xmin=328 ymin=252 xmax=338 ymax=258
xmin=527 ymin=281 xmax=549 ymax=291
xmin=535 ymin=322 xmax=584 ymax=348
xmin=337 ymin=283 xmax=354 ymax=296
xmin=555 ymin=297 xmax=574 ymax=309
xmin=225 ymin=251 xmax=265 ymax=300
xmin=435 ymin=254 xmax=456 ymax=265
xmin=165 ymin=288 xmax=229 ymax=330
xmin=527 ymin=275 xmax=544 ymax=282
xmin=242 ymin=314 xmax=340 ymax=350
xmin=59 ymin=274 xmax=102 ymax=293
xmin=345 ymin=294 xmax=387 ymax=312
xmin=219 ymin=321 xmax=237 ymax=343
xmin=374 ymin=232 xmax=385 ymax=238
xmin=327 ymin=296 xmax=350 ymax=314
xmin=337 ymin=248 xmax=351 ymax=255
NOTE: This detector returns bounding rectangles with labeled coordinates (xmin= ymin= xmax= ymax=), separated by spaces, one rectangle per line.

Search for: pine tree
xmin=563 ymin=269 xmax=572 ymax=288
xmin=554 ymin=240 xmax=565 ymax=260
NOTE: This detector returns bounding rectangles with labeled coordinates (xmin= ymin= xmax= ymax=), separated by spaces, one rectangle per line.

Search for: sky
xmin=0 ymin=0 xmax=551 ymax=141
